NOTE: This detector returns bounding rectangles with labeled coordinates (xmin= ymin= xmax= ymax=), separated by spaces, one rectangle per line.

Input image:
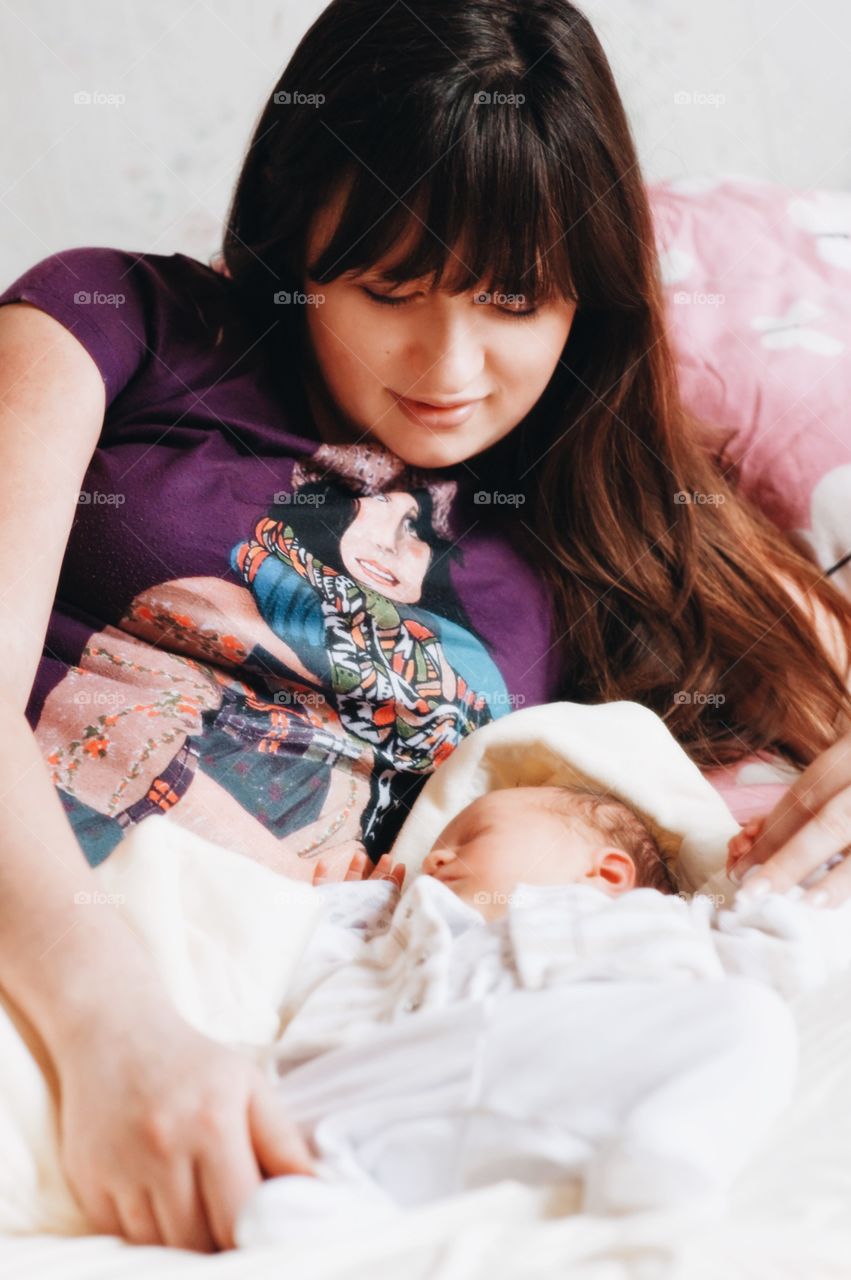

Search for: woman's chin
xmin=368 ymin=428 xmax=481 ymax=470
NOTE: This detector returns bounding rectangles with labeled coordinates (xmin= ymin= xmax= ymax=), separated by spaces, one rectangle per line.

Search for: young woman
xmin=1 ymin=0 xmax=850 ymax=1255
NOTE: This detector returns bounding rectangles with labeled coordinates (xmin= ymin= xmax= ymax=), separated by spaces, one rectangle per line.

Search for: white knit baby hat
xmin=390 ymin=700 xmax=742 ymax=895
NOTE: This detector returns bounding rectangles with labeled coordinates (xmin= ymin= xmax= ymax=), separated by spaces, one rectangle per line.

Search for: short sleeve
xmin=0 ymin=246 xmax=153 ymax=407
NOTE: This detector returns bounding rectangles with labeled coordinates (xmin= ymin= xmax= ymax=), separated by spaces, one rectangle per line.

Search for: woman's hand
xmin=726 ymin=729 xmax=851 ymax=905
xmin=312 ymin=849 xmax=406 ymax=889
xmin=56 ymin=1003 xmax=316 ymax=1252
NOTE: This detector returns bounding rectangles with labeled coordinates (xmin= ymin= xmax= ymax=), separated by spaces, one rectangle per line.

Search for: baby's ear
xmin=596 ymin=848 xmax=636 ymax=892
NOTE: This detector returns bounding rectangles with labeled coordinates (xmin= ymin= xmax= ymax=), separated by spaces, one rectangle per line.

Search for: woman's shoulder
xmin=0 ymin=246 xmax=255 ymax=409
xmin=0 ymin=245 xmax=233 ymax=326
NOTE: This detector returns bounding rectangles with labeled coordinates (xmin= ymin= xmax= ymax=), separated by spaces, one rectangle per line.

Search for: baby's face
xmin=421 ymin=786 xmax=636 ymax=921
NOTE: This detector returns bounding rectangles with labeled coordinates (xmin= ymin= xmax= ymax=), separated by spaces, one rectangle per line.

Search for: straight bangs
xmin=304 ymin=103 xmax=579 ymax=309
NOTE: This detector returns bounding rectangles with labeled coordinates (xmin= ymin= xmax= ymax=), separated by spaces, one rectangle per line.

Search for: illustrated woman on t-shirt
xmin=37 ymin=449 xmax=511 ymax=872
xmin=229 ymin=480 xmax=510 ymax=758
xmin=224 ymin=472 xmax=511 ymax=843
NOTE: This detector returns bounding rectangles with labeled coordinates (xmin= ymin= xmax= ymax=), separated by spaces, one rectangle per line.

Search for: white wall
xmin=587 ymin=0 xmax=851 ymax=193
xmin=1 ymin=0 xmax=849 ymax=281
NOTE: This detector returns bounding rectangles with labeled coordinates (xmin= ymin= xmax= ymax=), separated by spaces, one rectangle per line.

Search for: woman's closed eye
xmin=359 ymin=285 xmax=540 ymax=319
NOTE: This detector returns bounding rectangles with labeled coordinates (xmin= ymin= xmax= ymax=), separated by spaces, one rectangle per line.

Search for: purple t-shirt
xmin=0 ymin=247 xmax=563 ymax=872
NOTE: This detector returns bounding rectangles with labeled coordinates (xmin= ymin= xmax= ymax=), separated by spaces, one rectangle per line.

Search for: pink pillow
xmin=648 ymin=176 xmax=851 ymax=822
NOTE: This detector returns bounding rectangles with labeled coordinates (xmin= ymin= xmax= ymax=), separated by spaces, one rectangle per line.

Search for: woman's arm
xmin=0 ymin=303 xmax=314 ymax=1251
xmin=0 ymin=301 xmax=132 ymax=1041
xmin=0 ymin=303 xmax=106 ymax=710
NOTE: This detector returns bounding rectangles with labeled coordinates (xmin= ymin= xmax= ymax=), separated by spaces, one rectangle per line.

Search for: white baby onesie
xmin=237 ymin=878 xmax=851 ymax=1248
xmin=269 ymin=874 xmax=851 ymax=1068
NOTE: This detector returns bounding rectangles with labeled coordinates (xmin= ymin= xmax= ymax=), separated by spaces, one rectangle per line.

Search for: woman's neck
xmin=300 ymin=352 xmax=361 ymax=447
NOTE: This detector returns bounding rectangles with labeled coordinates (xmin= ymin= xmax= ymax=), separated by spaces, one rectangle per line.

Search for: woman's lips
xmin=356 ymin=557 xmax=398 ymax=587
xmin=391 ymin=391 xmax=484 ymax=429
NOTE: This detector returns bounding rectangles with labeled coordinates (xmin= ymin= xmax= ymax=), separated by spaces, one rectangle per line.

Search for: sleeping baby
xmin=236 ymin=782 xmax=851 ymax=1248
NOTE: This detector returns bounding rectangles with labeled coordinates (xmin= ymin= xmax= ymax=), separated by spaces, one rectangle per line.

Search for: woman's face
xmin=300 ymin=188 xmax=578 ymax=471
xmin=339 ymin=492 xmax=431 ymax=604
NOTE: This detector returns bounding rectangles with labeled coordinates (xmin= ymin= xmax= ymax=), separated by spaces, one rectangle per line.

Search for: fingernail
xmin=728 ymin=861 xmax=749 ymax=885
xmin=805 ymin=889 xmax=830 ymax=908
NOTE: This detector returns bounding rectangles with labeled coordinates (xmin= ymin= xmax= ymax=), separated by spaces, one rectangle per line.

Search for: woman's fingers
xmin=73 ymin=1184 xmax=124 ymax=1240
xmin=727 ymin=732 xmax=851 ymax=882
xmin=248 ymin=1083 xmax=316 ymax=1178
xmin=113 ymin=1188 xmax=163 ymax=1247
xmin=151 ymin=1158 xmax=219 ymax=1254
xmin=733 ymin=786 xmax=851 ymax=898
xmin=56 ymin=1012 xmax=310 ymax=1255
xmin=195 ymin=1126 xmax=263 ymax=1252
xmin=796 ymin=851 xmax=851 ymax=907
xmin=312 ymin=858 xmax=329 ymax=885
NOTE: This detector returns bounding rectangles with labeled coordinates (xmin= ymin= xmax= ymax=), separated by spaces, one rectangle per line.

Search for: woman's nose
xmin=369 ymin=510 xmax=402 ymax=556
xmin=409 ymin=309 xmax=485 ymax=390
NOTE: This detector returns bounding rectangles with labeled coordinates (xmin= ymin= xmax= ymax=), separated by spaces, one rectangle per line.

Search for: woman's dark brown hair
xmin=221 ymin=0 xmax=851 ymax=772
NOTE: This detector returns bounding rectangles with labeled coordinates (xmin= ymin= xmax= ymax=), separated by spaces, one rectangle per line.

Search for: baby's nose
xmin=423 ymin=846 xmax=452 ymax=876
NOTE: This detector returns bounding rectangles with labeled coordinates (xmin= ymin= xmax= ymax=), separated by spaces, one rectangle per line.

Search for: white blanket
xmin=3 ymin=699 xmax=851 ymax=1278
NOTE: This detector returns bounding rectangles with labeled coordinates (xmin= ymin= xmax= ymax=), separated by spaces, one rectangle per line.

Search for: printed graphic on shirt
xmin=35 ymin=443 xmax=511 ymax=874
